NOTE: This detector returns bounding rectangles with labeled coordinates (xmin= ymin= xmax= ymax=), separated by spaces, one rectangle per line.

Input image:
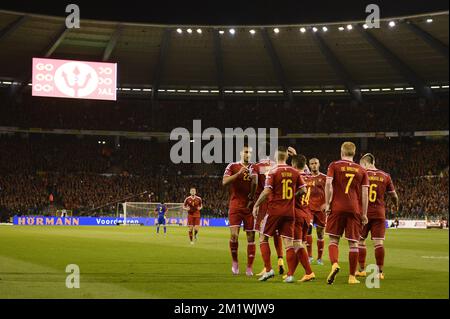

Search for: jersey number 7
xmin=345 ymin=173 xmax=355 ymax=194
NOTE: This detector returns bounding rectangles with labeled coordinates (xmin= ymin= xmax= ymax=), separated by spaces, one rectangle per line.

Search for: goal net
xmin=118 ymin=202 xmax=186 ymax=225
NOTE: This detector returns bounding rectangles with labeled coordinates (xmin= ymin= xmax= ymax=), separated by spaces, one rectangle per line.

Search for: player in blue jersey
xmin=155 ymin=201 xmax=167 ymax=234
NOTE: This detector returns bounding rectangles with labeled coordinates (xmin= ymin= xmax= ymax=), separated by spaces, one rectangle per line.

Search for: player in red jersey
xmin=289 ymin=154 xmax=316 ymax=282
xmin=223 ymin=145 xmax=256 ymax=276
xmin=324 ymin=142 xmax=369 ymax=285
xmin=249 ymin=145 xmax=286 ymax=276
xmin=356 ymin=153 xmax=399 ymax=280
xmin=305 ymin=158 xmax=327 ymax=265
xmin=252 ymin=146 xmax=307 ymax=283
xmin=183 ymin=187 xmax=203 ymax=245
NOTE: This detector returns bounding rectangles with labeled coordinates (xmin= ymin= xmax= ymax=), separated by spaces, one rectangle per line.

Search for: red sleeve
xmin=386 ymin=175 xmax=395 ymax=193
xmin=264 ymin=171 xmax=274 ymax=189
xmin=326 ymin=163 xmax=335 ymax=180
xmin=223 ymin=163 xmax=233 ymax=177
xmin=183 ymin=197 xmax=189 ymax=206
xmin=250 ymin=163 xmax=258 ymax=176
xmin=298 ymin=174 xmax=306 ymax=189
xmin=362 ymin=170 xmax=369 ymax=187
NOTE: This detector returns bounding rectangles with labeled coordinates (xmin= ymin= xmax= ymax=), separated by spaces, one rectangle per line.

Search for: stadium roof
xmin=0 ymin=10 xmax=448 ymax=99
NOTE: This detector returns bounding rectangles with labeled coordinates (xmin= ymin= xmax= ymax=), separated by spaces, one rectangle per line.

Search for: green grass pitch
xmin=0 ymin=226 xmax=448 ymax=299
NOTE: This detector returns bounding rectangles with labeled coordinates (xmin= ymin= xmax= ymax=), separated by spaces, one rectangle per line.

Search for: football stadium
xmin=0 ymin=0 xmax=448 ymax=303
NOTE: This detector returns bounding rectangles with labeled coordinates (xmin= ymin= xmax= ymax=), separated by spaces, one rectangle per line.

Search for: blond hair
xmin=341 ymin=142 xmax=356 ymax=157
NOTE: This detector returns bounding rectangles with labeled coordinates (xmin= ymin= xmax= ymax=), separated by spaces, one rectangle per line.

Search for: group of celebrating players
xmin=222 ymin=141 xmax=399 ymax=285
xmin=157 ymin=140 xmax=399 ymax=285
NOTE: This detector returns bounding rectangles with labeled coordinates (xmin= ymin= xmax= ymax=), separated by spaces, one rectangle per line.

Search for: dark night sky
xmin=0 ymin=0 xmax=448 ymax=25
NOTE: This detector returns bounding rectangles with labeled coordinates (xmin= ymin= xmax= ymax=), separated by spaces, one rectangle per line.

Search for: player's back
xmin=251 ymin=159 xmax=275 ymax=196
xmin=366 ymin=168 xmax=395 ymax=219
xmin=157 ymin=204 xmax=166 ymax=217
xmin=297 ymin=172 xmax=311 ymax=209
xmin=327 ymin=160 xmax=369 ymax=215
xmin=266 ymin=164 xmax=304 ymax=216
xmin=295 ymin=172 xmax=311 ymax=219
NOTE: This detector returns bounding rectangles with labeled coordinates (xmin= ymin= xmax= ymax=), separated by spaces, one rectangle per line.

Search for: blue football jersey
xmin=156 ymin=204 xmax=167 ymax=218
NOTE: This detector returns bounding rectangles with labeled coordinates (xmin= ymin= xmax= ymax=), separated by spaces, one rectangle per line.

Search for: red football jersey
xmin=265 ymin=164 xmax=306 ymax=217
xmin=295 ymin=172 xmax=311 ymax=220
xmin=251 ymin=158 xmax=276 ymax=197
xmin=366 ymin=169 xmax=395 ymax=219
xmin=223 ymin=162 xmax=253 ymax=209
xmin=307 ymin=173 xmax=327 ymax=212
xmin=327 ymin=159 xmax=369 ymax=215
xmin=183 ymin=195 xmax=202 ymax=217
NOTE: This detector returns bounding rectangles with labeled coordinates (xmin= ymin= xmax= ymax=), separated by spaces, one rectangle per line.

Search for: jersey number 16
xmin=282 ymin=179 xmax=293 ymax=199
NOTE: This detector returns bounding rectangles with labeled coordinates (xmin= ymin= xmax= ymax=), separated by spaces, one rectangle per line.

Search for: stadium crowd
xmin=0 ymin=134 xmax=448 ymax=221
xmin=0 ymin=92 xmax=448 ymax=133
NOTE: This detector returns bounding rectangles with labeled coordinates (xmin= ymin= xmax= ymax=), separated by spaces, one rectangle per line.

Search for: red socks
xmin=374 ymin=244 xmax=385 ymax=273
xmin=349 ymin=247 xmax=359 ymax=276
xmin=306 ymin=235 xmax=313 ymax=257
xmin=230 ymin=240 xmax=239 ymax=263
xmin=274 ymin=234 xmax=284 ymax=258
xmin=286 ymin=247 xmax=299 ymax=276
xmin=260 ymin=241 xmax=272 ymax=271
xmin=189 ymin=230 xmax=193 ymax=242
xmin=247 ymin=242 xmax=256 ymax=268
xmin=296 ymin=247 xmax=312 ymax=275
xmin=317 ymin=239 xmax=324 ymax=260
xmin=329 ymin=242 xmax=339 ymax=264
xmin=358 ymin=244 xmax=367 ymax=271
xmin=230 ymin=240 xmax=257 ymax=269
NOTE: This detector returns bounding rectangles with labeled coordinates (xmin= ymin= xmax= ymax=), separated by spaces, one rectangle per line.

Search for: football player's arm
xmin=295 ymin=176 xmax=307 ymax=197
xmin=295 ymin=185 xmax=307 ymax=197
xmin=361 ymin=187 xmax=369 ymax=216
xmin=249 ymin=174 xmax=258 ymax=199
xmin=198 ymin=199 xmax=203 ymax=211
xmin=222 ymin=166 xmax=247 ymax=186
xmin=387 ymin=176 xmax=399 ymax=212
xmin=324 ymin=164 xmax=334 ymax=213
xmin=324 ymin=179 xmax=333 ymax=212
xmin=182 ymin=199 xmax=190 ymax=211
xmin=361 ymin=172 xmax=370 ymax=221
xmin=287 ymin=146 xmax=297 ymax=156
xmin=254 ymin=187 xmax=271 ymax=208
xmin=388 ymin=191 xmax=399 ymax=213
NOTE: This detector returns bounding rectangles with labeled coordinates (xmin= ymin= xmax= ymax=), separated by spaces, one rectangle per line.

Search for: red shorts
xmin=294 ymin=215 xmax=309 ymax=242
xmin=254 ymin=202 xmax=269 ymax=232
xmin=261 ymin=214 xmax=294 ymax=239
xmin=302 ymin=206 xmax=313 ymax=225
xmin=187 ymin=215 xmax=201 ymax=226
xmin=361 ymin=218 xmax=386 ymax=240
xmin=229 ymin=207 xmax=255 ymax=232
xmin=325 ymin=212 xmax=361 ymax=242
xmin=312 ymin=210 xmax=327 ymax=228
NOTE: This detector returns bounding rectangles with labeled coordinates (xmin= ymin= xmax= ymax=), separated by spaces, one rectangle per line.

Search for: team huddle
xmin=154 ymin=141 xmax=399 ymax=285
xmin=222 ymin=142 xmax=399 ymax=285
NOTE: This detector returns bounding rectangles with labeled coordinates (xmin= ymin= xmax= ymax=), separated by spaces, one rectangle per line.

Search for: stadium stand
xmin=0 ymin=93 xmax=448 ymax=133
xmin=0 ymin=134 xmax=447 ymax=222
xmin=0 ymin=9 xmax=448 ymax=223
